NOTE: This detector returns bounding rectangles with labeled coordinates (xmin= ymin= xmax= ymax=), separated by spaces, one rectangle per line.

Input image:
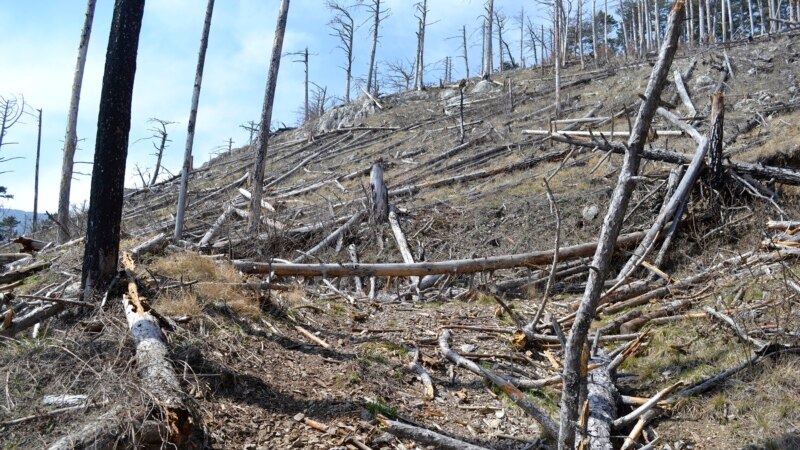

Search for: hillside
xmin=2 ymin=31 xmax=800 ymax=450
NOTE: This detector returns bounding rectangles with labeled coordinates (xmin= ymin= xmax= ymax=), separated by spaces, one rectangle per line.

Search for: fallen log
xmin=0 ymin=261 xmax=51 ymax=285
xmin=388 ymin=207 xmax=419 ymax=286
xmin=118 ymin=269 xmax=201 ymax=447
xmin=0 ymin=254 xmax=30 ymax=265
xmin=586 ymin=353 xmax=618 ymax=450
xmin=291 ymin=210 xmax=366 ymax=264
xmin=380 ymin=418 xmax=492 ymax=450
xmin=550 ymin=134 xmax=800 ymax=185
xmin=439 ymin=330 xmax=559 ymax=438
xmin=0 ymin=302 xmax=63 ymax=338
xmin=235 ymin=229 xmax=649 ymax=278
xmin=199 ymin=206 xmax=233 ymax=249
xmin=408 ymin=349 xmax=435 ymax=400
xmin=130 ymin=232 xmax=168 ymax=259
xmin=12 ymin=236 xmax=51 ymax=253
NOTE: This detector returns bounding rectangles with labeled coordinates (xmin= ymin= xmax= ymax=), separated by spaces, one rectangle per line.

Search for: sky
xmin=0 ymin=0 xmax=551 ymax=214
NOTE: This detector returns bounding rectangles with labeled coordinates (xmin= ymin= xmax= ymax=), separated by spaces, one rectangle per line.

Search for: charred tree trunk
xmin=81 ymin=0 xmax=146 ymax=296
xmin=249 ymin=0 xmax=290 ymax=233
xmin=557 ymin=1 xmax=685 ymax=448
xmin=174 ymin=0 xmax=215 ymax=241
xmin=57 ymin=0 xmax=96 ymax=244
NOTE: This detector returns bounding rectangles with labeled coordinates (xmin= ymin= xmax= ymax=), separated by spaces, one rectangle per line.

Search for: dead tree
xmin=286 ymin=48 xmax=310 ymax=122
xmin=57 ymin=0 xmax=96 ymax=244
xmin=517 ymin=6 xmax=526 ymax=68
xmin=461 ymin=25 xmax=470 ymax=78
xmin=385 ymin=59 xmax=414 ymax=92
xmin=327 ymin=1 xmax=355 ymax=102
xmin=174 ymin=0 xmax=215 ymax=241
xmin=249 ymin=0 xmax=290 ymax=233
xmin=370 ymin=160 xmax=389 ymax=224
xmin=32 ymin=109 xmax=42 ymax=231
xmin=414 ymin=0 xmax=428 ymax=91
xmin=706 ymin=92 xmax=725 ymax=190
xmin=81 ymin=0 xmax=146 ymax=296
xmin=557 ymin=1 xmax=685 ymax=447
xmin=363 ymin=0 xmax=389 ymax=96
xmin=482 ymin=0 xmax=495 ymax=78
xmin=146 ymin=118 xmax=174 ymax=186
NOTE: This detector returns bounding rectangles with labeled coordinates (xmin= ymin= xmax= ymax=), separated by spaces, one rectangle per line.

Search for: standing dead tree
xmin=362 ymin=0 xmax=389 ymax=96
xmin=327 ymin=1 xmax=356 ymax=103
xmin=385 ymin=59 xmax=414 ymax=92
xmin=174 ymin=0 xmax=215 ymax=241
xmin=146 ymin=118 xmax=175 ymax=186
xmin=482 ymin=0 xmax=495 ymax=78
xmin=0 ymin=95 xmax=25 ymax=152
xmin=57 ymin=0 xmax=96 ymax=244
xmin=286 ymin=47 xmax=310 ymax=122
xmin=249 ymin=0 xmax=290 ymax=233
xmin=414 ymin=0 xmax=428 ymax=91
xmin=556 ymin=0 xmax=686 ymax=448
xmin=81 ymin=0 xmax=146 ymax=296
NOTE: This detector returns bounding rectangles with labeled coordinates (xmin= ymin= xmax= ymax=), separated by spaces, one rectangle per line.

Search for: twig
xmin=294 ymin=325 xmax=331 ymax=348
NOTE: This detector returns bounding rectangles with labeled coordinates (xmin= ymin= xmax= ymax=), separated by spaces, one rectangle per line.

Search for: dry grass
xmin=151 ymin=253 xmax=261 ymax=318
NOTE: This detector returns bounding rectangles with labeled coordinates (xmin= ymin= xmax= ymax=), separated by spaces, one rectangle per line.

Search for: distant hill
xmin=0 ymin=208 xmax=33 ymax=237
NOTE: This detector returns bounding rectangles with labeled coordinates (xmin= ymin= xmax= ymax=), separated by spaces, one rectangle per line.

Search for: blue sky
xmin=0 ymin=0 xmax=548 ymax=214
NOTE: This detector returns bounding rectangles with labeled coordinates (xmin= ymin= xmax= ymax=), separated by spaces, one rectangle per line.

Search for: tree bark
xmin=174 ymin=0 xmax=215 ymax=241
xmin=81 ymin=0 xmax=146 ymax=296
xmin=57 ymin=0 xmax=96 ymax=243
xmin=249 ymin=0 xmax=290 ymax=233
xmin=557 ymin=1 xmax=685 ymax=448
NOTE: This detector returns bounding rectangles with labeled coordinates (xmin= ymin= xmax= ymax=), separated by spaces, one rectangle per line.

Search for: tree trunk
xmin=370 ymin=161 xmax=389 ymax=224
xmin=174 ymin=0 xmax=215 ymax=241
xmin=57 ymin=0 xmax=96 ymax=244
xmin=415 ymin=1 xmax=427 ymax=91
xmin=556 ymin=1 xmax=685 ymax=447
xmin=462 ymin=25 xmax=469 ymax=79
xmin=32 ymin=109 xmax=42 ymax=231
xmin=249 ymin=0 xmax=290 ymax=233
xmin=707 ymin=92 xmax=725 ymax=189
xmin=592 ymin=0 xmax=597 ymax=61
xmin=483 ymin=0 xmax=494 ymax=78
xmin=578 ymin=0 xmax=585 ymax=69
xmin=234 ymin=228 xmax=649 ymax=278
xmin=554 ymin=0 xmax=562 ymax=116
xmin=366 ymin=0 xmax=381 ymax=95
xmin=81 ymin=0 xmax=146 ymax=296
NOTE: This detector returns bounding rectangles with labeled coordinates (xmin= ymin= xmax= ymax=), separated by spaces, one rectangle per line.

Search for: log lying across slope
xmin=234 ymin=229 xmax=651 ymax=277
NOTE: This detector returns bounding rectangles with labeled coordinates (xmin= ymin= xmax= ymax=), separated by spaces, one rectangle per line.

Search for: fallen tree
xmin=233 ymin=228 xmax=650 ymax=278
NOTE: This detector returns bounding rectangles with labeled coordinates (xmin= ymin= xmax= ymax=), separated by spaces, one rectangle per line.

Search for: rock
xmin=471 ymin=79 xmax=498 ymax=93
xmin=694 ymin=74 xmax=715 ymax=91
xmin=292 ymin=412 xmax=305 ymax=421
xmin=460 ymin=343 xmax=476 ymax=352
xmin=734 ymin=98 xmax=759 ymax=112
xmin=582 ymin=204 xmax=600 ymax=222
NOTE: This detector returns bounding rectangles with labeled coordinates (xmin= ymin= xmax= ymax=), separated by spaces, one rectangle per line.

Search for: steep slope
xmin=2 ymin=32 xmax=800 ymax=449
